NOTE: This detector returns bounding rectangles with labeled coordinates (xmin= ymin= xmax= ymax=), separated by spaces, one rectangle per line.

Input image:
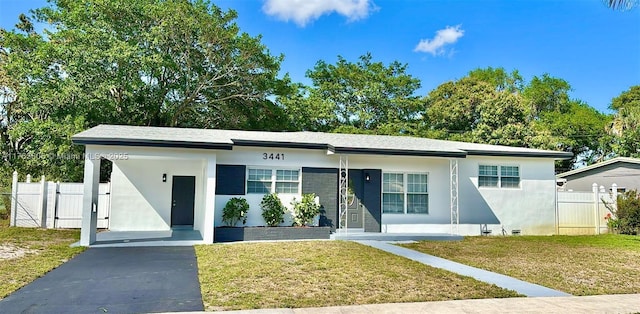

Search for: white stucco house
xmin=72 ymin=125 xmax=572 ymax=246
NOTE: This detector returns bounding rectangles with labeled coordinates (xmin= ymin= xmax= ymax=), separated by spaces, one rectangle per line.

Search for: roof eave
xmin=465 ymin=150 xmax=573 ymax=159
xmin=230 ymin=139 xmax=330 ymax=150
xmin=332 ymin=147 xmax=467 ymax=158
xmin=72 ymin=137 xmax=234 ymax=150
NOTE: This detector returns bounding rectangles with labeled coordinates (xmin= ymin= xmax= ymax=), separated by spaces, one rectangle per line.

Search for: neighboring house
xmin=72 ymin=125 xmax=572 ymax=246
xmin=556 ymin=157 xmax=640 ymax=193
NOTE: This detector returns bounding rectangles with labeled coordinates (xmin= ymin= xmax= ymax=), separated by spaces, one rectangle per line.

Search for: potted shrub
xmin=221 ymin=197 xmax=250 ymax=227
xmin=291 ymin=193 xmax=321 ymax=227
xmin=260 ymin=193 xmax=286 ymax=227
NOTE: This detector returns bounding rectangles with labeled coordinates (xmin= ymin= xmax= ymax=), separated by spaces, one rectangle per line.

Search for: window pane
xmin=479 ymin=165 xmax=498 ymax=176
xmin=276 ymin=169 xmax=299 ymax=181
xmin=248 ymin=169 xmax=271 ymax=181
xmin=382 ymin=193 xmax=404 ymax=213
xmin=478 ymin=176 xmax=499 ymax=187
xmin=247 ymin=181 xmax=270 ymax=194
xmin=275 ymin=182 xmax=299 ymax=193
xmin=407 ymin=174 xmax=427 ymax=193
xmin=501 ymin=166 xmax=519 ymax=177
xmin=501 ymin=177 xmax=520 ymax=188
xmin=383 ymin=173 xmax=403 ymax=193
xmin=407 ymin=194 xmax=428 ymax=214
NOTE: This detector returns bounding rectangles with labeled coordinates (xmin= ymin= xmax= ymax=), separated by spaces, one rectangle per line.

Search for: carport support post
xmin=203 ymin=157 xmax=216 ymax=244
xmin=39 ymin=175 xmax=47 ymax=228
xmin=80 ymin=154 xmax=100 ymax=246
xmin=10 ymin=171 xmax=18 ymax=227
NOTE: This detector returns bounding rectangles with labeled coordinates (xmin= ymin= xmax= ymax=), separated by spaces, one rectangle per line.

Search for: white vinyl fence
xmin=9 ymin=171 xmax=110 ymax=229
xmin=557 ymin=183 xmax=617 ymax=235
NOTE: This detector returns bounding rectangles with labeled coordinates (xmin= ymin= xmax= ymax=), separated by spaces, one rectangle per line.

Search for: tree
xmin=522 ymin=74 xmax=572 ymax=119
xmin=422 ymin=76 xmax=531 ymax=146
xmin=421 ymin=68 xmax=609 ymax=171
xmin=281 ymin=53 xmax=423 ymax=134
xmin=605 ymin=0 xmax=638 ymax=10
xmin=467 ymin=67 xmax=524 ymax=93
xmin=533 ymin=101 xmax=613 ymax=172
xmin=609 ymin=85 xmax=640 ymax=157
xmin=422 ymin=77 xmax=493 ymax=142
xmin=1 ymin=0 xmax=288 ymax=180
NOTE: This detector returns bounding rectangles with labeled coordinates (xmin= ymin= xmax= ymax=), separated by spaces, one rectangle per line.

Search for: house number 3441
xmin=263 ymin=153 xmax=285 ymax=160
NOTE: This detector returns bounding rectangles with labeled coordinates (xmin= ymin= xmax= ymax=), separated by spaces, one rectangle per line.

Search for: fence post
xmin=593 ymin=183 xmax=599 ymax=235
xmin=10 ymin=171 xmax=18 ymax=226
xmin=39 ymin=175 xmax=47 ymax=228
xmin=26 ymin=174 xmax=31 ymax=183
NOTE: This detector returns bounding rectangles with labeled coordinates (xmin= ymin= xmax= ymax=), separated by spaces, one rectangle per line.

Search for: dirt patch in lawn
xmin=0 ymin=244 xmax=37 ymax=260
xmin=401 ymin=235 xmax=640 ymax=296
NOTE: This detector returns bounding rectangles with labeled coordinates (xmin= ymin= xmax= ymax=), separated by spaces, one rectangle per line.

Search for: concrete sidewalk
xmin=209 ymin=294 xmax=640 ymax=314
xmin=355 ymin=240 xmax=570 ymax=297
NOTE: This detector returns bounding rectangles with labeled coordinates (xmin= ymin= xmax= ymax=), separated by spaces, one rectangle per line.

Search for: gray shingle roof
xmin=556 ymin=157 xmax=640 ymax=178
xmin=72 ymin=124 xmax=573 ymax=159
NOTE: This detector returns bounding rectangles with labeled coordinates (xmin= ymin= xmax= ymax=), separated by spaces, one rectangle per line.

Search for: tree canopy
xmin=280 ymin=53 xmax=423 ymax=134
xmin=609 ymin=85 xmax=640 ymax=158
xmin=419 ymin=68 xmax=612 ymax=171
xmin=0 ymin=1 xmax=634 ymax=183
xmin=1 ymin=0 xmax=289 ymax=180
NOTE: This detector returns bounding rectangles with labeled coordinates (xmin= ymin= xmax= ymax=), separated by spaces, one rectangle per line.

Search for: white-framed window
xmin=478 ymin=165 xmax=520 ymax=188
xmin=247 ymin=168 xmax=300 ymax=194
xmin=382 ymin=172 xmax=428 ymax=214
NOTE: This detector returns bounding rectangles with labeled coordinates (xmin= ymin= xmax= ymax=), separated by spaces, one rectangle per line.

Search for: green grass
xmin=0 ymin=218 xmax=85 ymax=299
xmin=401 ymin=235 xmax=640 ymax=296
xmin=195 ymin=241 xmax=519 ymax=311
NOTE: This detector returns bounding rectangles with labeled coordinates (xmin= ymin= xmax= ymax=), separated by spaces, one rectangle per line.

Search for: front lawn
xmin=195 ymin=241 xmax=519 ymax=311
xmin=0 ymin=218 xmax=85 ymax=299
xmin=401 ymin=235 xmax=640 ymax=296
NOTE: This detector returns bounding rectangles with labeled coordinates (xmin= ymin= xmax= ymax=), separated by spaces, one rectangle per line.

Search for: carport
xmin=77 ymin=145 xmax=220 ymax=246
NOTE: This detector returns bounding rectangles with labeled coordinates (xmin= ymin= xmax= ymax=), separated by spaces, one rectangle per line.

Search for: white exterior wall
xmin=96 ymin=144 xmax=558 ymax=237
xmin=384 ymin=156 xmax=557 ymax=235
xmin=460 ymin=156 xmax=556 ymax=235
xmin=95 ymin=145 xmax=215 ymax=239
xmin=110 ymin=158 xmax=205 ymax=231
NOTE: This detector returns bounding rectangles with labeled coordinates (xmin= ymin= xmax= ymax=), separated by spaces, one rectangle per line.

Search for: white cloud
xmin=262 ymin=0 xmax=376 ymax=27
xmin=414 ymin=25 xmax=464 ymax=56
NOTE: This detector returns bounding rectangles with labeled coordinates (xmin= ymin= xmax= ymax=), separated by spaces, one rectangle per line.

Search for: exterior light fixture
xmin=365 ymin=173 xmax=370 ymax=182
xmin=162 ymin=173 xmax=167 ymax=182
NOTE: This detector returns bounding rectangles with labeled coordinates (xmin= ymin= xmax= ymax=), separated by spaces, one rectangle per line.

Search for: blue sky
xmin=1 ymin=0 xmax=639 ymax=113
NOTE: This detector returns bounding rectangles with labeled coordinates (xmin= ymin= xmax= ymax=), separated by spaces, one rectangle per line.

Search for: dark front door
xmin=346 ymin=169 xmax=364 ymax=229
xmin=171 ymin=176 xmax=196 ymax=227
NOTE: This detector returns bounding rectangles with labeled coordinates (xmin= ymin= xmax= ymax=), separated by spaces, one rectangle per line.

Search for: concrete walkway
xmin=355 ymin=240 xmax=571 ymax=297
xmin=204 ymin=294 xmax=640 ymax=313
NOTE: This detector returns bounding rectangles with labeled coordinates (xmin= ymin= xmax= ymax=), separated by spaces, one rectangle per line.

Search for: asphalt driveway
xmin=0 ymin=246 xmax=204 ymax=313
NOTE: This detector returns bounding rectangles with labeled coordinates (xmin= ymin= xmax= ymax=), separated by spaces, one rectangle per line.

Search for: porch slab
xmin=71 ymin=230 xmax=205 ymax=247
xmin=331 ymin=230 xmax=462 ymax=241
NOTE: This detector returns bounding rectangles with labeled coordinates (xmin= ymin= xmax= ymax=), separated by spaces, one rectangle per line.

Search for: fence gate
xmin=54 ymin=183 xmax=111 ymax=229
xmin=9 ymin=172 xmax=111 ymax=229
